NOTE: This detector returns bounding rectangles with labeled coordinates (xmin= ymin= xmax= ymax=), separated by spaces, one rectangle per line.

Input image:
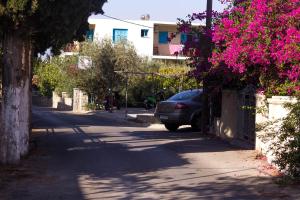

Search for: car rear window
xmin=168 ymin=90 xmax=201 ymax=101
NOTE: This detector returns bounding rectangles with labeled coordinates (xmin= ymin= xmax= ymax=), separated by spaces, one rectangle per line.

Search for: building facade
xmin=87 ymin=18 xmax=198 ymax=60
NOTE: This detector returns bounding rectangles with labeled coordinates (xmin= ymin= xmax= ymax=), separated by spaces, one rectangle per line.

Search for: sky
xmin=92 ymin=0 xmax=228 ymax=22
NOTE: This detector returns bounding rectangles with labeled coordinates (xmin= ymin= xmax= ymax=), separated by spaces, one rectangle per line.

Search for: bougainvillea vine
xmin=178 ymin=0 xmax=300 ymax=95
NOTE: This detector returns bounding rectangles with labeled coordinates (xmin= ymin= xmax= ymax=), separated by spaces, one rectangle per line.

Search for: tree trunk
xmin=0 ymin=32 xmax=32 ymax=164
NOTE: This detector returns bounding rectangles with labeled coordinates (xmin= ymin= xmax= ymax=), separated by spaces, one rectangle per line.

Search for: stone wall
xmin=64 ymin=97 xmax=73 ymax=107
xmin=73 ymin=88 xmax=88 ymax=112
xmin=255 ymin=94 xmax=268 ymax=124
xmin=52 ymin=91 xmax=73 ymax=111
xmin=52 ymin=92 xmax=62 ymax=109
xmin=255 ymin=95 xmax=297 ymax=164
xmin=268 ymin=96 xmax=297 ymax=120
xmin=52 ymin=89 xmax=88 ymax=112
xmin=32 ymin=93 xmax=52 ymax=107
xmin=214 ymin=91 xmax=298 ymax=164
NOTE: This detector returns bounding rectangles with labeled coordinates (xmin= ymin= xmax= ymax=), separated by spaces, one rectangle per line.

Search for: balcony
xmin=153 ymin=44 xmax=188 ymax=60
xmin=152 ymin=23 xmax=188 ymax=60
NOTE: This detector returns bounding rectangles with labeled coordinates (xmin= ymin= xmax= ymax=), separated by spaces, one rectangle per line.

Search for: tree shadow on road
xmin=78 ymin=174 xmax=293 ymax=200
xmin=2 ymin=132 xmax=294 ymax=200
xmin=32 ymin=106 xmax=148 ymax=129
xmin=2 ymin=107 xmax=296 ymax=199
xmin=112 ymin=128 xmax=247 ymax=154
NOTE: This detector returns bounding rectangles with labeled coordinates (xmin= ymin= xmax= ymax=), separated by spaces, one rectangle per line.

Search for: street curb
xmin=90 ymin=110 xmax=156 ymax=127
xmin=135 ymin=114 xmax=161 ymax=124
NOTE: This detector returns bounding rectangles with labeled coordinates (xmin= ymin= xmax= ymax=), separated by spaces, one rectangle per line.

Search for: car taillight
xmin=175 ymin=103 xmax=189 ymax=109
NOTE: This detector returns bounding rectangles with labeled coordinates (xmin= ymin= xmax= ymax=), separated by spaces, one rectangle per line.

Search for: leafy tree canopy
xmin=0 ymin=0 xmax=107 ymax=54
xmin=76 ymin=39 xmax=142 ymax=101
xmin=34 ymin=55 xmax=78 ymax=97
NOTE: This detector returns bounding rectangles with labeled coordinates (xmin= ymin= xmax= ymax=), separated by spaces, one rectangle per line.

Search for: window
xmin=181 ymin=33 xmax=187 ymax=44
xmin=113 ymin=29 xmax=128 ymax=43
xmin=169 ymin=90 xmax=202 ymax=101
xmin=86 ymin=30 xmax=94 ymax=41
xmin=141 ymin=29 xmax=149 ymax=37
xmin=159 ymin=31 xmax=168 ymax=44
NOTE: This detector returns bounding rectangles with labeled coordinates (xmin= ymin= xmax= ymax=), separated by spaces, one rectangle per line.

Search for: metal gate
xmin=238 ymin=85 xmax=256 ymax=144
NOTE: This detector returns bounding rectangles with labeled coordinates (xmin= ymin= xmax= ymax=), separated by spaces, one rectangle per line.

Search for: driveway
xmin=0 ymin=107 xmax=298 ymax=200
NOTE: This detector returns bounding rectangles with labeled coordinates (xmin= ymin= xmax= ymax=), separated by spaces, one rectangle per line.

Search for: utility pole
xmin=201 ymin=0 xmax=213 ymax=134
xmin=206 ymin=0 xmax=213 ymax=30
xmin=125 ymin=72 xmax=128 ymax=118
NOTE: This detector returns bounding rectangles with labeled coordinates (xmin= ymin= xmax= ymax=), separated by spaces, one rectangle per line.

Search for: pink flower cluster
xmin=177 ymin=0 xmax=299 ymax=93
xmin=211 ymin=0 xmax=300 ymax=90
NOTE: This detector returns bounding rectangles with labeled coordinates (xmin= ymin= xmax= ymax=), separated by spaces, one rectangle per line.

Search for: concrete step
xmin=131 ymin=113 xmax=160 ymax=124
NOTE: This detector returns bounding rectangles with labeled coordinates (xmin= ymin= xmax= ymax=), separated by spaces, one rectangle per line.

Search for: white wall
xmin=52 ymin=91 xmax=62 ymax=109
xmin=217 ymin=90 xmax=240 ymax=139
xmin=255 ymin=95 xmax=298 ymax=165
xmin=267 ymin=96 xmax=298 ymax=120
xmin=73 ymin=88 xmax=89 ymax=113
xmin=88 ymin=18 xmax=154 ymax=58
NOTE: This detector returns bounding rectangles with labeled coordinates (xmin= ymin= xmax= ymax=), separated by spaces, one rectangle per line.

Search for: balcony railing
xmin=153 ymin=44 xmax=185 ymax=57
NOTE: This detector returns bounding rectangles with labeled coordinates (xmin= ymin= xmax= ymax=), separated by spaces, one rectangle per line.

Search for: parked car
xmin=154 ymin=89 xmax=203 ymax=131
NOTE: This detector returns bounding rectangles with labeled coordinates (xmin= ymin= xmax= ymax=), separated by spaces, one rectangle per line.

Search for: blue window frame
xmin=159 ymin=31 xmax=168 ymax=44
xmin=181 ymin=33 xmax=187 ymax=44
xmin=141 ymin=29 xmax=149 ymax=37
xmin=86 ymin=30 xmax=94 ymax=41
xmin=113 ymin=29 xmax=128 ymax=43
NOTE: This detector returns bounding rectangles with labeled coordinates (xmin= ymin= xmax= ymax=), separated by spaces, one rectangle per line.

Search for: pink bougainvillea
xmin=178 ymin=0 xmax=300 ymax=95
xmin=211 ymin=0 xmax=300 ymax=94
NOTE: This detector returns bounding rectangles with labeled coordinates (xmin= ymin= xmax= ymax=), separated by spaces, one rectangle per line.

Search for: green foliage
xmin=34 ymin=60 xmax=60 ymax=97
xmin=261 ymin=100 xmax=300 ymax=179
xmin=34 ymin=39 xmax=142 ymax=102
xmin=76 ymin=40 xmax=141 ymax=103
xmin=126 ymin=60 xmax=199 ymax=105
xmin=84 ymin=102 xmax=104 ymax=111
xmin=34 ymin=56 xmax=78 ymax=97
xmin=157 ymin=64 xmax=199 ymax=94
xmin=264 ymin=81 xmax=300 ymax=97
xmin=0 ymin=0 xmax=106 ymax=54
xmin=271 ymin=101 xmax=300 ymax=179
xmin=34 ymin=40 xmax=199 ymax=107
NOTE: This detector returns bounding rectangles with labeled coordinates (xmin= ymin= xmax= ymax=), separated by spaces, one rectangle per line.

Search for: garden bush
xmin=269 ymin=101 xmax=300 ymax=179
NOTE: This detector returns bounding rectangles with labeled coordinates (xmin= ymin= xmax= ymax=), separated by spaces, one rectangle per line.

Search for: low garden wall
xmin=32 ymin=93 xmax=52 ymax=107
xmin=212 ymin=89 xmax=298 ymax=165
xmin=73 ymin=88 xmax=88 ymax=112
xmin=52 ymin=91 xmax=73 ymax=111
xmin=255 ymin=95 xmax=298 ymax=164
xmin=213 ymin=88 xmax=256 ymax=147
xmin=52 ymin=89 xmax=88 ymax=112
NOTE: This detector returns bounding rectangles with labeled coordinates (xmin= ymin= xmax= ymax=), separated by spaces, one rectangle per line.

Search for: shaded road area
xmin=0 ymin=107 xmax=299 ymax=200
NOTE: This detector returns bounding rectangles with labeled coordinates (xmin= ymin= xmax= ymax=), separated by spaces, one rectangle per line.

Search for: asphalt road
xmin=0 ymin=107 xmax=298 ymax=200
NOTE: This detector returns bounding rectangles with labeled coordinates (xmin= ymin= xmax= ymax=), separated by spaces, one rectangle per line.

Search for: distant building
xmin=87 ymin=18 xmax=202 ymax=61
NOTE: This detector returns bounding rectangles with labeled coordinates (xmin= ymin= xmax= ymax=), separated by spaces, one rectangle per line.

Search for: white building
xmin=87 ymin=17 xmax=201 ymax=60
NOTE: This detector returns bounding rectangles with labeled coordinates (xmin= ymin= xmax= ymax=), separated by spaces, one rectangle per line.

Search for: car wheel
xmin=164 ymin=123 xmax=179 ymax=131
xmin=191 ymin=114 xmax=202 ymax=131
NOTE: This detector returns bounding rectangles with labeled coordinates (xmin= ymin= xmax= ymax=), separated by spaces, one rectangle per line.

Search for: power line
xmin=101 ymin=14 xmax=153 ymax=29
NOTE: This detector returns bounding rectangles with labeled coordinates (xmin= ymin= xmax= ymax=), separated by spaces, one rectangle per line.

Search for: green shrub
xmin=269 ymin=101 xmax=300 ymax=179
xmin=34 ymin=56 xmax=78 ymax=97
xmin=85 ymin=102 xmax=104 ymax=111
xmin=124 ymin=60 xmax=200 ymax=106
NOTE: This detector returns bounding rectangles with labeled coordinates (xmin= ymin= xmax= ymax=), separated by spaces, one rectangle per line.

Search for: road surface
xmin=0 ymin=107 xmax=298 ymax=200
